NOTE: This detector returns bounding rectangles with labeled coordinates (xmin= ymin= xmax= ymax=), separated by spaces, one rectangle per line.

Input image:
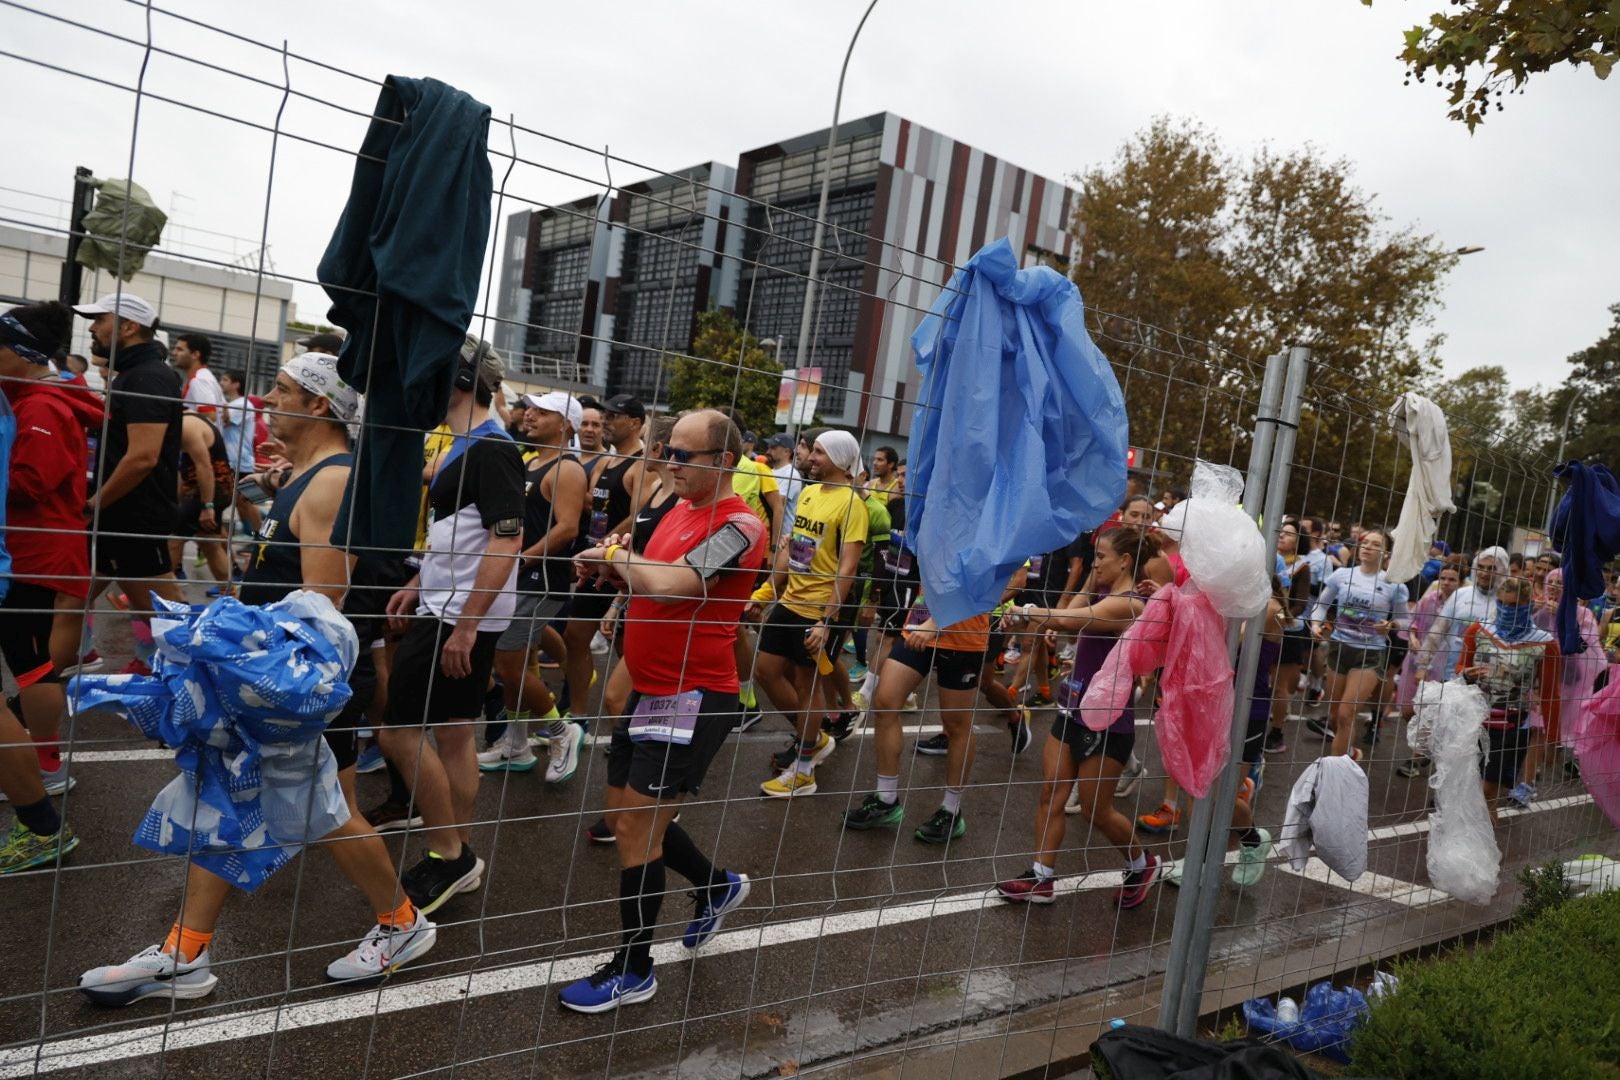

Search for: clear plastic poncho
xmin=1163 ymin=460 xmax=1270 ymax=619
xmin=1409 ymin=680 xmax=1500 ymax=905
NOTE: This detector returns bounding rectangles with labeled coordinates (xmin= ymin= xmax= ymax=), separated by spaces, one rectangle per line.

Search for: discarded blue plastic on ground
xmin=1242 ymin=981 xmax=1371 ymax=1063
xmin=68 ymin=590 xmax=358 ymax=892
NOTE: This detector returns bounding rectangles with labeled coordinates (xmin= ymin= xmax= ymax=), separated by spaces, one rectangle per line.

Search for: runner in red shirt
xmin=561 ymin=409 xmax=766 ymax=1014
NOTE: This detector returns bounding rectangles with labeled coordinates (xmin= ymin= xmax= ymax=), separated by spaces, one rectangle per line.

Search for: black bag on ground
xmin=1090 ymin=1024 xmax=1348 ymax=1079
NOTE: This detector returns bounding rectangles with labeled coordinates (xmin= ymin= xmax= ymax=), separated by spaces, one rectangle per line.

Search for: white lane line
xmin=1276 ymin=858 xmax=1448 ymax=908
xmin=63 ymin=721 xmax=1133 ymax=765
xmin=0 ymin=872 xmax=1123 ymax=1077
xmin=1365 ymin=792 xmax=1593 ymax=843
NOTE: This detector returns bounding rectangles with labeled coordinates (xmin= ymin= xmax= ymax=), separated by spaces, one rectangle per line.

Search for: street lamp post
xmin=791 ymin=0 xmax=880 ymax=380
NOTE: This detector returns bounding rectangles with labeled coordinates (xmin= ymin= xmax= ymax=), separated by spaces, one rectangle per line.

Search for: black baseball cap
xmin=602 ymin=393 xmax=646 ymax=420
xmin=297 ymin=331 xmax=346 ymax=354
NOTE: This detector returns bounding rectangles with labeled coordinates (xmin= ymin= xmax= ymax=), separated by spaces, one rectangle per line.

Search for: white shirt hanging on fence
xmin=1385 ymin=391 xmax=1456 ymax=581
xmin=1280 ymin=756 xmax=1369 ymax=882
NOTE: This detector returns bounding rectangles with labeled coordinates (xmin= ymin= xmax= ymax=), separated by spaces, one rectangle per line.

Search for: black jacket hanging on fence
xmin=317 ymin=74 xmax=493 ymax=554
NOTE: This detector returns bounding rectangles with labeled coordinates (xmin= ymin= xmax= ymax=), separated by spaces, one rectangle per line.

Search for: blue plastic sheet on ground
xmin=68 ymin=590 xmax=358 ymax=891
xmin=906 ymin=237 xmax=1128 ymax=628
xmin=1243 ymin=981 xmax=1370 ymax=1064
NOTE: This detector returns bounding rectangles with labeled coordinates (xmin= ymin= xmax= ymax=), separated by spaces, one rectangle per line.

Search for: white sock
xmin=876 ymin=774 xmax=899 ymax=804
xmin=860 ymin=671 xmax=877 ymax=699
xmin=1127 ymin=852 xmax=1147 ymax=872
xmin=1032 ymin=861 xmax=1055 ymax=882
xmin=942 ymin=788 xmax=963 ymax=815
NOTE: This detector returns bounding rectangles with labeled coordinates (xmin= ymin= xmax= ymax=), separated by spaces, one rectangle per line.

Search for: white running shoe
xmin=1114 ymin=755 xmax=1145 ymax=798
xmin=477 ymin=726 xmax=537 ymax=773
xmin=79 ymin=944 xmax=218 ymax=1006
xmin=547 ymin=722 xmax=584 ymax=783
xmin=1064 ymin=780 xmax=1084 ymax=815
xmin=325 ymin=910 xmax=438 ymax=983
xmin=590 ymin=632 xmax=611 ymax=655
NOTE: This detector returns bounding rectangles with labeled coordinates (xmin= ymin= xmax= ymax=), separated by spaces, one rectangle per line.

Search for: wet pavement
xmin=2 ymin=585 xmax=1616 ymax=1078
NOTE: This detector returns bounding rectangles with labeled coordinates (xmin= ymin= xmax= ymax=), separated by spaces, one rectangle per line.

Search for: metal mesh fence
xmin=1 ymin=4 xmax=1615 ymax=1078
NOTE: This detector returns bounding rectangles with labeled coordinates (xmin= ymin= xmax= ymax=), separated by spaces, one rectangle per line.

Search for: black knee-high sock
xmin=853 ymin=626 xmax=868 ymax=665
xmin=661 ymin=822 xmax=726 ymax=895
xmin=15 ymin=797 xmax=61 ymax=838
xmin=620 ymin=859 xmax=665 ymax=977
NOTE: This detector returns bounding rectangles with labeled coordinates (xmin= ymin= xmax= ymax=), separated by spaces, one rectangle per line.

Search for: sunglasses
xmin=662 ymin=446 xmax=724 ymax=464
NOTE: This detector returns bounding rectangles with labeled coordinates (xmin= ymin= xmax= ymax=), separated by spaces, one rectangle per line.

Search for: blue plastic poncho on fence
xmin=906 ymin=237 xmax=1128 ymax=628
xmin=68 ymin=590 xmax=358 ymax=891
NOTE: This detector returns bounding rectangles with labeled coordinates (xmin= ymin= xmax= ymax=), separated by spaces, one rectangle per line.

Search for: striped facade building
xmin=495 ymin=112 xmax=1077 ymax=440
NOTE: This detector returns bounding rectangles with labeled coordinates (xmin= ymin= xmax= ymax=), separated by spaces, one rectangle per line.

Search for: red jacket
xmin=4 ymin=376 xmax=104 ymax=597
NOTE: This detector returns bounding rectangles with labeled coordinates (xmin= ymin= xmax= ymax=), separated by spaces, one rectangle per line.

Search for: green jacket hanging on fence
xmin=75 ymin=179 xmax=167 ymax=281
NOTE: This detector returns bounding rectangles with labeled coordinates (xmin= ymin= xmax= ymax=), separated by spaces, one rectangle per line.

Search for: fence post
xmin=1165 ymin=346 xmax=1310 ymax=1036
xmin=1158 ymin=350 xmax=1286 ymax=1031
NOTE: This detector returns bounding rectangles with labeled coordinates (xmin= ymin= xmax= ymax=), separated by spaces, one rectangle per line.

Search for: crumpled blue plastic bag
xmin=906 ymin=237 xmax=1128 ymax=628
xmin=1242 ymin=981 xmax=1370 ymax=1063
xmin=68 ymin=590 xmax=358 ymax=891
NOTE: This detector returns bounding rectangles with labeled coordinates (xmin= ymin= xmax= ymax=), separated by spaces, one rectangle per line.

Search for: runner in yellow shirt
xmin=749 ymin=430 xmax=869 ymax=797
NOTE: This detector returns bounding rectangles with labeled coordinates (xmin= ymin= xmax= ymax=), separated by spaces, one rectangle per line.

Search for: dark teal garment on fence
xmin=318 ymin=74 xmax=493 ymax=554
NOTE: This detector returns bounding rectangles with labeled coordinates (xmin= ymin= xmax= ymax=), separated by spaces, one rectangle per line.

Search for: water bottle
xmin=1276 ymin=996 xmax=1300 ymax=1024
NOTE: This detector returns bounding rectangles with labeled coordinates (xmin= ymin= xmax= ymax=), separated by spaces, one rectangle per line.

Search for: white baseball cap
xmin=519 ymin=391 xmax=583 ymax=431
xmin=73 ymin=292 xmax=158 ymax=327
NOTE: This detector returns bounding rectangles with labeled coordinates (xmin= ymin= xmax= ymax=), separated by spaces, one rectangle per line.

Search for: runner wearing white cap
xmin=749 ymin=429 xmax=869 ymax=797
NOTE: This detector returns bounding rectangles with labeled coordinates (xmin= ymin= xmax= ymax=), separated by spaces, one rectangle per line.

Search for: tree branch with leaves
xmin=1370 ymin=0 xmax=1619 ymax=131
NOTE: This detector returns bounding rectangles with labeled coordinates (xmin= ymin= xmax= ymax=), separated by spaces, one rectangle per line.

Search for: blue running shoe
xmin=682 ymin=871 xmax=751 ymax=950
xmin=558 ymin=957 xmax=657 ymax=1013
xmin=355 ymin=744 xmax=385 ymax=775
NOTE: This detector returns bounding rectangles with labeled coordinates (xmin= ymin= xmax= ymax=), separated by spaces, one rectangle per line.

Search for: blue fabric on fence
xmin=68 ymin=591 xmax=358 ymax=891
xmin=1550 ymin=460 xmax=1620 ymax=655
xmin=905 ymin=237 xmax=1128 ymax=628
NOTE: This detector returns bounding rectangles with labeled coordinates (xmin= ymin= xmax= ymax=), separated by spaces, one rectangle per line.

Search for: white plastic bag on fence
xmin=1410 ymin=680 xmax=1500 ymax=905
xmin=1167 ymin=460 xmax=1270 ymax=619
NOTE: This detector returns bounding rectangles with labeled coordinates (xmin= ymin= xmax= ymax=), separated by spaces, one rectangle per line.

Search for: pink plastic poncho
xmin=1571 ymin=672 xmax=1620 ymax=831
xmin=1081 ymin=582 xmax=1234 ymax=797
xmin=1535 ymin=569 xmax=1606 ymax=743
xmin=1396 ymin=585 xmax=1451 ymax=709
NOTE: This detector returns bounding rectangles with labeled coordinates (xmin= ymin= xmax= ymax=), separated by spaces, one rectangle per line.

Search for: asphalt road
xmin=2 ymin=583 xmax=1615 ymax=1079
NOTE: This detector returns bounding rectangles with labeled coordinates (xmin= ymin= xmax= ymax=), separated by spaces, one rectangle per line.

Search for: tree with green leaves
xmin=1560 ymin=302 xmax=1620 ymax=468
xmin=1070 ymin=117 xmax=1456 ymax=525
xmin=1370 ymin=0 xmax=1619 ymax=131
xmin=666 ymin=308 xmax=784 ymax=436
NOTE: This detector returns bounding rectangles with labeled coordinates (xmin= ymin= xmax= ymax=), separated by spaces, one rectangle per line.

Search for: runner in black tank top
xmin=72 ymin=356 xmax=440 ymax=1005
xmin=176 ymin=412 xmax=238 ymax=585
xmin=562 ymin=412 xmax=649 ymax=719
xmin=522 ymin=454 xmax=592 ymax=597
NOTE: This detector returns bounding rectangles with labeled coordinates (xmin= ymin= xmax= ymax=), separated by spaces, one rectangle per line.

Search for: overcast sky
xmin=7 ymin=0 xmax=1616 ymax=390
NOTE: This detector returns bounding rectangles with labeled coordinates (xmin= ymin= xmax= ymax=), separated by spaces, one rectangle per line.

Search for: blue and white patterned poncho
xmin=69 ymin=590 xmax=359 ymax=891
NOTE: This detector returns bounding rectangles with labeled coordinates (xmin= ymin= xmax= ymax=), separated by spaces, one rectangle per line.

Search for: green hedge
xmin=1349 ymin=887 xmax=1620 ymax=1078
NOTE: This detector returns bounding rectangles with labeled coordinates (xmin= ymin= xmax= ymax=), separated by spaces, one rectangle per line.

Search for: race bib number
xmin=1054 ymin=674 xmax=1085 ymax=713
xmin=906 ymin=601 xmax=931 ymax=628
xmin=788 ymin=534 xmax=817 ymax=573
xmin=1028 ymin=555 xmax=1045 ymax=578
xmin=628 ymin=690 xmax=703 ymax=745
xmin=881 ymin=543 xmax=913 ymax=576
xmin=588 ymin=510 xmax=610 ymax=542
